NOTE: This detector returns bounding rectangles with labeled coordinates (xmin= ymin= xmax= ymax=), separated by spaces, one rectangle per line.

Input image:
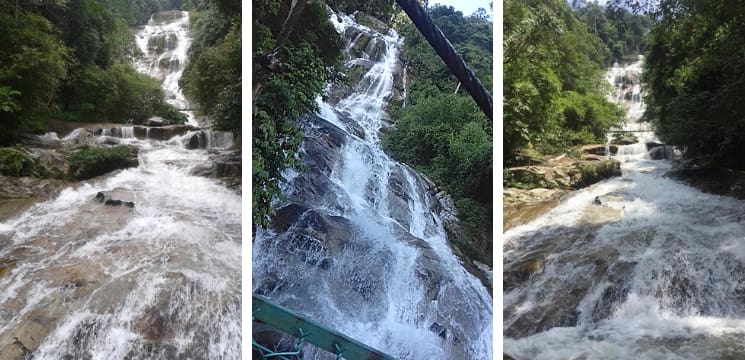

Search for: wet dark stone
xmin=591 ymin=261 xmax=636 ymax=322
xmin=299 ymin=114 xmax=347 ymax=175
xmin=648 ymin=145 xmax=673 ymax=160
xmin=272 ymin=204 xmax=353 ymax=262
xmin=429 ymin=322 xmax=447 ymax=339
xmin=183 ymin=131 xmax=207 ymax=149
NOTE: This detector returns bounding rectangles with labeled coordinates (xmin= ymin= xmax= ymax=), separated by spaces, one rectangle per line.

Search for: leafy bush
xmin=60 ymin=64 xmax=176 ymax=123
xmin=67 ymin=145 xmax=138 ymax=180
xmin=0 ymin=148 xmax=42 ymax=177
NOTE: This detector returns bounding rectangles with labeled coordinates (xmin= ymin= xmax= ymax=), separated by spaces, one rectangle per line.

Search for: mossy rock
xmin=574 ymin=159 xmax=621 ymax=188
xmin=354 ymin=13 xmax=389 ymax=34
xmin=0 ymin=148 xmax=45 ymax=177
xmin=67 ymin=145 xmax=139 ymax=180
xmin=345 ymin=65 xmax=369 ymax=88
xmin=349 ymin=32 xmax=372 ymax=58
xmin=504 ymin=167 xmax=556 ymax=189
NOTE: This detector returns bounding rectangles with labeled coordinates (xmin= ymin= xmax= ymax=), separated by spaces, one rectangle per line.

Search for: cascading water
xmin=504 ymin=56 xmax=745 ymax=359
xmin=0 ymin=11 xmax=240 ymax=359
xmin=135 ymin=11 xmax=197 ymax=127
xmin=252 ymin=10 xmax=492 ymax=360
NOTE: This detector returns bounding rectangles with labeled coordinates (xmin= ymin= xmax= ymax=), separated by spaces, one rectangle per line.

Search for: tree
xmin=0 ymin=7 xmax=68 ymax=141
xmin=504 ymin=0 xmax=621 ymax=164
xmin=250 ymin=0 xmax=342 ymax=227
xmin=642 ymin=0 xmax=745 ymax=168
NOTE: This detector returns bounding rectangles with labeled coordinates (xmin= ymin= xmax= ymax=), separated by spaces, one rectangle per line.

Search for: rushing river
xmin=252 ymin=9 xmax=492 ymax=360
xmin=504 ymin=57 xmax=745 ymax=359
xmin=0 ymin=11 xmax=240 ymax=359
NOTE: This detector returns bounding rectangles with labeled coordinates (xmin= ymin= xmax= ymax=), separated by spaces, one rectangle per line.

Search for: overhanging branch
xmin=395 ymin=0 xmax=493 ymax=120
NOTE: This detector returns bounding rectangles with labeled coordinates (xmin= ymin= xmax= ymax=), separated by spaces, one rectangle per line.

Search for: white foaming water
xmin=120 ymin=126 xmax=134 ymax=138
xmin=0 ymin=12 xmax=239 ymax=359
xmin=253 ymin=9 xmax=492 ymax=359
xmin=37 ymin=132 xmax=60 ymax=142
xmin=504 ymin=57 xmax=745 ymax=359
xmin=134 ymin=11 xmax=197 ymax=126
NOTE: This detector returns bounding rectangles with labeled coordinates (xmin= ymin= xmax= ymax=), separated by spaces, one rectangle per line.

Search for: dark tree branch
xmin=395 ymin=0 xmax=493 ymax=120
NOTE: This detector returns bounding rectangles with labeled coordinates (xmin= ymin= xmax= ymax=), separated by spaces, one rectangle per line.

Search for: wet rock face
xmin=183 ymin=131 xmax=208 ymax=149
xmin=279 ymin=115 xmax=349 ymax=210
xmin=503 ymin=188 xmax=565 ymax=231
xmin=668 ymin=163 xmax=745 ymax=200
xmin=582 ymin=144 xmax=619 ymax=156
xmin=386 ymin=165 xmax=411 ymax=228
xmin=504 ymin=227 xmax=615 ymax=338
xmin=0 ymin=177 xmax=68 ymax=200
xmin=272 ymin=204 xmax=352 ymax=257
xmin=190 ymin=150 xmax=241 ymax=179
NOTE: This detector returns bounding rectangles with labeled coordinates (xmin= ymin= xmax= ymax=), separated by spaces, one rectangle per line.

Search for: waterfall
xmin=204 ymin=130 xmax=234 ymax=149
xmin=134 ymin=11 xmax=197 ymax=127
xmin=0 ymin=11 xmax=240 ymax=359
xmin=253 ymin=10 xmax=492 ymax=360
xmin=504 ymin=57 xmax=745 ymax=359
xmin=121 ymin=127 xmax=134 ymax=139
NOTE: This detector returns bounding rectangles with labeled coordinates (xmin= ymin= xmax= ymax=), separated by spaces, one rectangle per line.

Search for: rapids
xmin=0 ymin=11 xmax=240 ymax=359
xmin=252 ymin=9 xmax=492 ymax=360
xmin=504 ymin=57 xmax=745 ymax=359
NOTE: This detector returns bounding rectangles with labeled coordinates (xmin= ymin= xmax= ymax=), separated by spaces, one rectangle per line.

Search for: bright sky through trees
xmin=431 ymin=0 xmax=492 ymax=17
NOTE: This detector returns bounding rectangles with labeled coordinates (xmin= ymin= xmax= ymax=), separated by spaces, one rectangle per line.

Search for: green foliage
xmin=504 ymin=0 xmax=621 ymax=165
xmin=0 ymin=148 xmax=43 ymax=177
xmin=60 ymin=63 xmax=172 ymax=122
xmin=103 ymin=0 xmax=183 ymax=26
xmin=325 ymin=0 xmax=396 ymax=22
xmin=0 ymin=7 xmax=68 ymax=141
xmin=181 ymin=0 xmax=241 ymax=131
xmin=384 ymin=94 xmax=493 ymax=264
xmin=251 ymin=0 xmax=342 ymax=228
xmin=643 ymin=0 xmax=745 ymax=169
xmin=0 ymin=0 xmax=186 ymax=144
xmin=67 ymin=145 xmax=138 ymax=180
xmin=400 ymin=4 xmax=493 ymax=98
xmin=384 ymin=5 xmax=493 ymax=264
xmin=575 ymin=3 xmax=652 ymax=62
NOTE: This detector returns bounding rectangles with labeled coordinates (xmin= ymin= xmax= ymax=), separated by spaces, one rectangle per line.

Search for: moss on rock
xmin=67 ymin=145 xmax=139 ymax=180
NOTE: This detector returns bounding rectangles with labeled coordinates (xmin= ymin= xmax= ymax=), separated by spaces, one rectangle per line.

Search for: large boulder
xmin=132 ymin=125 xmax=197 ymax=141
xmin=354 ymin=13 xmax=389 ymax=34
xmin=581 ymin=144 xmax=618 ymax=156
xmin=141 ymin=116 xmax=167 ymax=127
xmin=182 ymin=131 xmax=207 ymax=149
xmin=190 ymin=151 xmax=241 ymax=178
xmin=503 ymin=188 xmax=565 ymax=231
xmin=66 ymin=145 xmax=139 ymax=180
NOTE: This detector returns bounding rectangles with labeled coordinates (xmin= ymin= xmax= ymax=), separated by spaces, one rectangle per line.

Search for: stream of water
xmin=0 ymin=11 xmax=240 ymax=359
xmin=504 ymin=57 xmax=745 ymax=359
xmin=252 ymin=9 xmax=492 ymax=360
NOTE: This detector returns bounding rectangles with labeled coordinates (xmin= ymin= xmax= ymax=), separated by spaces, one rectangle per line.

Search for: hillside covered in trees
xmin=0 ymin=0 xmax=240 ymax=145
xmin=641 ymin=0 xmax=745 ymax=170
xmin=384 ymin=4 xmax=493 ymax=265
xmin=504 ymin=0 xmax=651 ymax=167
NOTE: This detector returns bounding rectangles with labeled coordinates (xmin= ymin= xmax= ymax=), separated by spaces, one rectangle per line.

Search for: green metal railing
xmin=252 ymin=294 xmax=397 ymax=360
